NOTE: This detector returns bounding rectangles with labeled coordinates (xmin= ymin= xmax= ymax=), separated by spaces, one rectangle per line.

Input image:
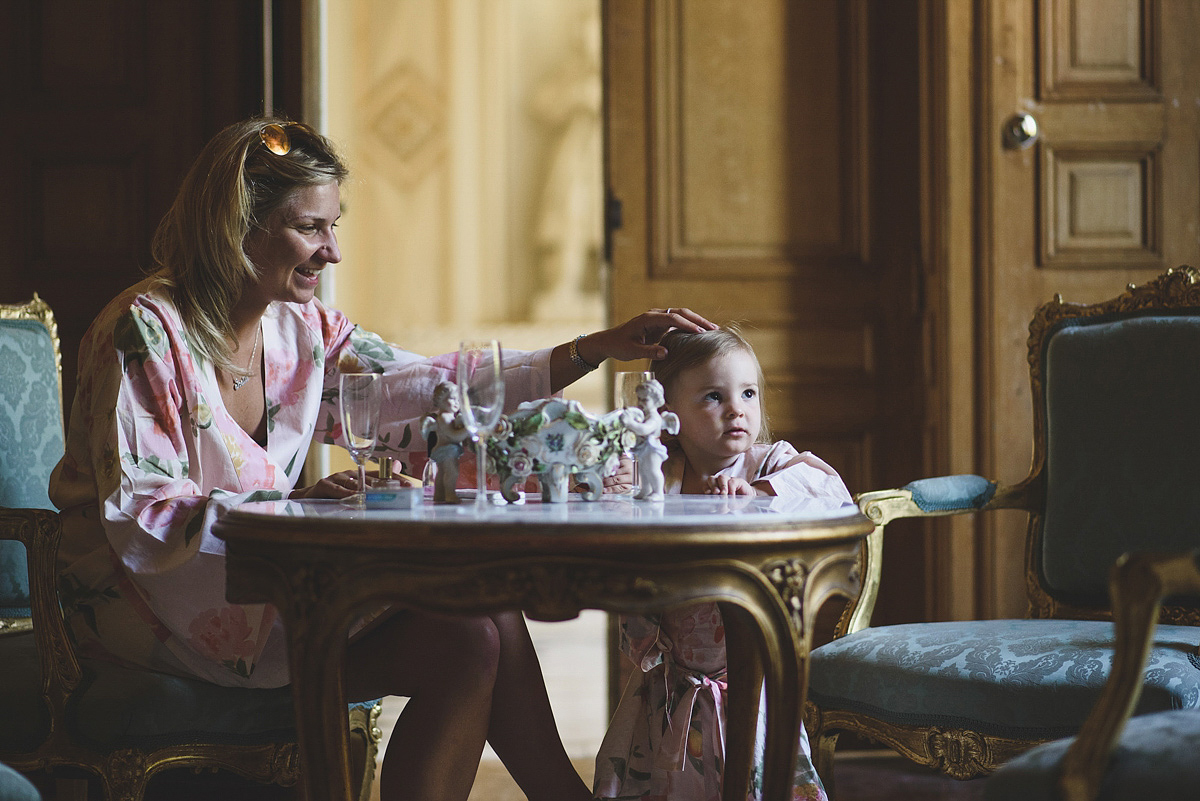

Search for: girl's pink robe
xmin=593 ymin=440 xmax=853 ymax=801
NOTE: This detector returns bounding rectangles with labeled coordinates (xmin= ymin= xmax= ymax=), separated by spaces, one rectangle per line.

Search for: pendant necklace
xmin=231 ymin=326 xmax=260 ymax=391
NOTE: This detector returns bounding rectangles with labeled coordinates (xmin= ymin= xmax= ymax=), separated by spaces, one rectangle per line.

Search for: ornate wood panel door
xmin=603 ymin=0 xmax=928 ymax=631
xmin=980 ymin=0 xmax=1200 ymax=615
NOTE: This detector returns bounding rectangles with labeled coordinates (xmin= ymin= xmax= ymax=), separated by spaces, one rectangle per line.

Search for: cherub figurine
xmin=620 ymin=378 xmax=679 ymax=501
xmin=420 ymin=381 xmax=471 ymax=504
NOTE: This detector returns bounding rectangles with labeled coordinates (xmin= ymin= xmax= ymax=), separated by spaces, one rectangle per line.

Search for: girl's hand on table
xmin=601 ymin=456 xmax=635 ymax=494
xmin=703 ymin=475 xmax=757 ymax=496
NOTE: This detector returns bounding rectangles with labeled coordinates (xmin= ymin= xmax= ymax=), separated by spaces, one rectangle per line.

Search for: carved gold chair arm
xmin=839 ymin=475 xmax=1018 ymax=636
xmin=1057 ymin=549 xmax=1200 ymax=801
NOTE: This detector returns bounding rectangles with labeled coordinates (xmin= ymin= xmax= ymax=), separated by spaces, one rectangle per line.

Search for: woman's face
xmin=242 ymin=182 xmax=342 ymax=307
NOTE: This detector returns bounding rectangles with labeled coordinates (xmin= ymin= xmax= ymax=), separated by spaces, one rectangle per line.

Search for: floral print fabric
xmin=593 ymin=441 xmax=852 ymax=801
xmin=49 ymin=278 xmax=552 ymax=688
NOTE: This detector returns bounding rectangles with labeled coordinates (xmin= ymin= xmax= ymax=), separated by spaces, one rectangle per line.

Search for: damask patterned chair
xmin=985 ymin=549 xmax=1200 ymax=801
xmin=805 ymin=268 xmax=1200 ymax=790
xmin=0 ymin=295 xmax=382 ymax=800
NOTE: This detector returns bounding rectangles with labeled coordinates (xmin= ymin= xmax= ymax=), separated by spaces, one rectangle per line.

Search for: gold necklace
xmin=231 ymin=327 xmax=260 ymax=391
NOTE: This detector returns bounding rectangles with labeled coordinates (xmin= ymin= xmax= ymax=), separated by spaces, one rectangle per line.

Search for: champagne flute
xmin=614 ymin=370 xmax=654 ymax=495
xmin=457 ymin=340 xmax=505 ymax=509
xmin=340 ymin=372 xmax=382 ymax=506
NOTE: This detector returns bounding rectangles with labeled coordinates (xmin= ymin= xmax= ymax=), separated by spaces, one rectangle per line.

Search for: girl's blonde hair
xmin=654 ymin=323 xmax=772 ymax=443
xmin=151 ymin=116 xmax=349 ymax=373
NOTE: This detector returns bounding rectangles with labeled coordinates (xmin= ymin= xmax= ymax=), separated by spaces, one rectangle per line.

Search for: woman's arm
xmin=548 ymin=308 xmax=716 ymax=393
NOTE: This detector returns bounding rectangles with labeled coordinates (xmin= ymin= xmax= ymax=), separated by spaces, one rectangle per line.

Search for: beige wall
xmin=324 ymin=0 xmax=607 ymax=426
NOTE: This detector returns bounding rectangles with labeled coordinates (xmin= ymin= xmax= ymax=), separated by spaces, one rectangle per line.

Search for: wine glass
xmin=339 ymin=372 xmax=382 ymax=506
xmin=613 ymin=370 xmax=654 ymax=495
xmin=457 ymin=340 xmax=505 ymax=509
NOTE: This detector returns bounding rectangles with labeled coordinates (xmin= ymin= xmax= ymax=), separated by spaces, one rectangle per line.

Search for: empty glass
xmin=613 ymin=370 xmax=654 ymax=495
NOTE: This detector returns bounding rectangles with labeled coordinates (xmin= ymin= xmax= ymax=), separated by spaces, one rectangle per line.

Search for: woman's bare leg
xmin=485 ymin=612 xmax=592 ymax=801
xmin=345 ymin=610 xmax=501 ymax=801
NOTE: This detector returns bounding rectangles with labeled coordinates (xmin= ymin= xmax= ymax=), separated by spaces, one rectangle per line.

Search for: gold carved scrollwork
xmin=270 ymin=742 xmax=301 ymax=783
xmin=104 ymin=749 xmax=150 ymax=795
xmin=474 ymin=565 xmax=659 ymax=620
xmin=764 ymin=558 xmax=810 ymax=633
xmin=290 ymin=563 xmax=343 ymax=621
xmin=926 ymin=728 xmax=989 ymax=779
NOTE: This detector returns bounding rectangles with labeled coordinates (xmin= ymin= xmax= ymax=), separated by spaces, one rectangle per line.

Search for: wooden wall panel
xmin=1042 ymin=0 xmax=1157 ymax=99
xmin=651 ymin=0 xmax=867 ymax=277
xmin=1041 ymin=146 xmax=1160 ymax=267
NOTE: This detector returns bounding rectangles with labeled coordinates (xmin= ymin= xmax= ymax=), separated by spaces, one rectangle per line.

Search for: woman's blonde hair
xmin=653 ymin=323 xmax=772 ymax=443
xmin=151 ymin=115 xmax=348 ymax=373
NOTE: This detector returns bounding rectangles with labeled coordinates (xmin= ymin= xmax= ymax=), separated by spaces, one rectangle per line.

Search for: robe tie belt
xmin=654 ymin=659 xmax=728 ymax=773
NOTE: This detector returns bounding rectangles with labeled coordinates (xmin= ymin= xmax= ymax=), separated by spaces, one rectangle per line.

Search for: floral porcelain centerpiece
xmin=486 ymin=398 xmax=635 ymax=503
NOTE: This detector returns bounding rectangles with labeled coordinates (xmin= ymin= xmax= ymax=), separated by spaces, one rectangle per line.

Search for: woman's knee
xmin=345 ymin=611 xmax=501 ymax=699
xmin=433 ymin=614 xmax=502 ymax=681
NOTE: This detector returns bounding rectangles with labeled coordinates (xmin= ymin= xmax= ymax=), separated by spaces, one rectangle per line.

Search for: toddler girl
xmin=593 ymin=325 xmax=853 ymax=801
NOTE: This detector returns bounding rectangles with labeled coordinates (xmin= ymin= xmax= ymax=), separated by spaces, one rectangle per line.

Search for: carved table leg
xmin=721 ymin=602 xmax=764 ymax=801
xmin=284 ymin=573 xmax=355 ymax=801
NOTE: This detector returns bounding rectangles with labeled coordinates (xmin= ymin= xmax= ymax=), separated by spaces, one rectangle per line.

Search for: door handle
xmin=1002 ymin=113 xmax=1039 ymax=150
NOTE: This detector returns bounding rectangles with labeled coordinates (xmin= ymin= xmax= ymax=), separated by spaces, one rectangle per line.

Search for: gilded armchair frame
xmin=806 ymin=266 xmax=1200 ymax=782
xmin=0 ymin=295 xmax=381 ymax=800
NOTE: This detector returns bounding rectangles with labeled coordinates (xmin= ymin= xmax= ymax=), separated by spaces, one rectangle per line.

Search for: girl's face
xmin=666 ymin=348 xmax=763 ymax=469
xmin=242 ymin=182 xmax=342 ymax=308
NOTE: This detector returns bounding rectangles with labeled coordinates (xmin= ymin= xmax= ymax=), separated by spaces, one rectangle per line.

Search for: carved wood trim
xmin=1038 ymin=143 xmax=1163 ymax=269
xmin=1039 ymin=0 xmax=1160 ymax=101
xmin=810 ymin=704 xmax=1045 ymax=781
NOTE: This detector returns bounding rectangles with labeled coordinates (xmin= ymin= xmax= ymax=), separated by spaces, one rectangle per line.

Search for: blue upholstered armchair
xmin=986 ymin=549 xmax=1200 ymax=801
xmin=805 ymin=268 xmax=1200 ymax=791
xmin=0 ymin=296 xmax=382 ymax=800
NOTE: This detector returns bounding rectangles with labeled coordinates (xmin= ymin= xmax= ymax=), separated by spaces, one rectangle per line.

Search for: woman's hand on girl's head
xmin=588 ymin=307 xmax=718 ymax=364
xmin=289 ymin=469 xmax=360 ymax=500
xmin=703 ymin=475 xmax=757 ymax=496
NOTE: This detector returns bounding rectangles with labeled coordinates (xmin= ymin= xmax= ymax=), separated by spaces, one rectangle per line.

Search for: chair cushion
xmin=0 ymin=630 xmax=378 ymax=754
xmin=809 ymin=619 xmax=1200 ymax=740
xmin=905 ymin=474 xmax=995 ymax=512
xmin=983 ymin=709 xmax=1200 ymax=801
xmin=1042 ymin=315 xmax=1200 ymax=606
xmin=0 ymin=762 xmax=40 ymax=801
xmin=72 ymin=658 xmax=299 ymax=751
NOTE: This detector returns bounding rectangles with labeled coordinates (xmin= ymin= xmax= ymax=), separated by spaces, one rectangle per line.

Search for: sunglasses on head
xmin=258 ymin=121 xmax=316 ymax=156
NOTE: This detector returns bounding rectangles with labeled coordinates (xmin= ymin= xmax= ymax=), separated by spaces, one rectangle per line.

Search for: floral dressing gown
xmin=49 ymin=278 xmax=553 ymax=688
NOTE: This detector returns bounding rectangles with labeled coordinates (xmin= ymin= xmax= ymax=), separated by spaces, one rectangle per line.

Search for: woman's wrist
xmin=570 ymin=333 xmax=604 ymax=372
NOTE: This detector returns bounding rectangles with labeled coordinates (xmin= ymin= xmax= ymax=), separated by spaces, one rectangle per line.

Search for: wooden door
xmin=0 ymin=0 xmax=295 ymax=414
xmin=980 ymin=0 xmax=1200 ymax=616
xmin=603 ymin=0 xmax=928 ymax=640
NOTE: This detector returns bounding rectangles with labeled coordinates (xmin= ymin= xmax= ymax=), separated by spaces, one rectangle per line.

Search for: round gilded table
xmin=214 ymin=492 xmax=871 ymax=801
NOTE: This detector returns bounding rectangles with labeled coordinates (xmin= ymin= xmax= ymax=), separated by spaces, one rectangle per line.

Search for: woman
xmin=48 ymin=116 xmax=715 ymax=801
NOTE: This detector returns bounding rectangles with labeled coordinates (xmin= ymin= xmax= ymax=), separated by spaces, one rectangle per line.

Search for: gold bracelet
xmin=569 ymin=335 xmax=600 ymax=372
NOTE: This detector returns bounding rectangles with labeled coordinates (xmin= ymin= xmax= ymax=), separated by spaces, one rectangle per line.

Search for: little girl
xmin=593 ymin=325 xmax=853 ymax=801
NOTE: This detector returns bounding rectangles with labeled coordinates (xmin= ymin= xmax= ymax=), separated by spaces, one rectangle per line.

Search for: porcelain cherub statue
xmin=620 ymin=377 xmax=679 ymax=501
xmin=420 ymin=380 xmax=471 ymax=504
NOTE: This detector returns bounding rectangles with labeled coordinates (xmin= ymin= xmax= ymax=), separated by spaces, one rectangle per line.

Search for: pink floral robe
xmin=592 ymin=440 xmax=853 ymax=801
xmin=48 ymin=278 xmax=553 ymax=688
